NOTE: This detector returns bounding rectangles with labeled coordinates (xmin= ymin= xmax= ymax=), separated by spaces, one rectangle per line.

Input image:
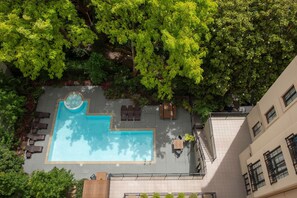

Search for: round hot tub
xmin=64 ymin=92 xmax=83 ymax=110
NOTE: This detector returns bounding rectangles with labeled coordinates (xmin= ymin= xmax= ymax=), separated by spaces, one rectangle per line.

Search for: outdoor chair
xmin=27 ymin=134 xmax=46 ymax=141
xmin=25 ymin=145 xmax=43 ymax=153
xmin=32 ymin=122 xmax=48 ymax=130
xmin=35 ymin=111 xmax=50 ymax=119
xmin=127 ymin=105 xmax=134 ymax=121
xmin=159 ymin=103 xmax=176 ymax=119
xmin=90 ymin=174 xmax=96 ymax=180
xmin=121 ymin=105 xmax=128 ymax=121
xmin=134 ymin=106 xmax=141 ymax=121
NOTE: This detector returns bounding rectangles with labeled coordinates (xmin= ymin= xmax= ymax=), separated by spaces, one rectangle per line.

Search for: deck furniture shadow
xmin=27 ymin=133 xmax=45 ymax=141
xmin=127 ymin=105 xmax=134 ymax=121
xmin=32 ymin=122 xmax=48 ymax=130
xmin=121 ymin=105 xmax=128 ymax=121
xmin=35 ymin=111 xmax=50 ymax=118
xmin=25 ymin=145 xmax=43 ymax=159
xmin=134 ymin=106 xmax=141 ymax=121
xmin=159 ymin=103 xmax=176 ymax=119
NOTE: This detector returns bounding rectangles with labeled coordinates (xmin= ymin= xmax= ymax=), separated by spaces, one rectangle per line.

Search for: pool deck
xmin=23 ymin=86 xmax=194 ymax=179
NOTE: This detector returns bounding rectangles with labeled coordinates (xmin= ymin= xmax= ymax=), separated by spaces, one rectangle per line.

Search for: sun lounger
xmin=127 ymin=105 xmax=134 ymax=121
xmin=32 ymin=122 xmax=48 ymax=129
xmin=121 ymin=105 xmax=128 ymax=121
xmin=27 ymin=134 xmax=46 ymax=141
xmin=134 ymin=106 xmax=141 ymax=121
xmin=25 ymin=145 xmax=43 ymax=153
xmin=35 ymin=111 xmax=50 ymax=118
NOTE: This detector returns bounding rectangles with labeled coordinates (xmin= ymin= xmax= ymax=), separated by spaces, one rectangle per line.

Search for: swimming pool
xmin=48 ymin=101 xmax=154 ymax=162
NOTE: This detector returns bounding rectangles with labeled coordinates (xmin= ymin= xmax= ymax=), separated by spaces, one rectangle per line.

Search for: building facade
xmin=239 ymin=56 xmax=297 ymax=198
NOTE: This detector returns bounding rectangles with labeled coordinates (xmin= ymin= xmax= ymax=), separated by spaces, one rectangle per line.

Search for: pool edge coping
xmin=44 ymin=97 xmax=157 ymax=165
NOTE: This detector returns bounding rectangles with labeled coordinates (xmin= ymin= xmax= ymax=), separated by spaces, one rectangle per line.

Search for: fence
xmin=123 ymin=192 xmax=217 ymax=198
xmin=109 ymin=172 xmax=205 ymax=181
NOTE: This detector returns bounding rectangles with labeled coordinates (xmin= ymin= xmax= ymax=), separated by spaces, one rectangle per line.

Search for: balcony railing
xmin=285 ymin=134 xmax=297 ymax=174
xmin=124 ymin=192 xmax=217 ymax=198
xmin=109 ymin=172 xmax=205 ymax=181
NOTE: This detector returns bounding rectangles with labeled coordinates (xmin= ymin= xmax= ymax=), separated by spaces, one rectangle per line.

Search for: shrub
xmin=184 ymin=133 xmax=195 ymax=142
xmin=177 ymin=193 xmax=185 ymax=198
xmin=0 ymin=146 xmax=24 ymax=173
xmin=140 ymin=193 xmax=148 ymax=198
xmin=189 ymin=193 xmax=198 ymax=198
xmin=152 ymin=193 xmax=160 ymax=198
xmin=75 ymin=178 xmax=87 ymax=198
xmin=27 ymin=167 xmax=74 ymax=198
xmin=85 ymin=53 xmax=110 ymax=84
xmin=0 ymin=172 xmax=29 ymax=197
xmin=165 ymin=193 xmax=174 ymax=198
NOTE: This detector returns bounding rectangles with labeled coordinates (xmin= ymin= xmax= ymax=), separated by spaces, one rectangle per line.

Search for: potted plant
xmin=184 ymin=133 xmax=195 ymax=142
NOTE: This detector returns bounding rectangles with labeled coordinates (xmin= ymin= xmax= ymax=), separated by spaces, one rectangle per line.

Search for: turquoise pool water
xmin=48 ymin=101 xmax=154 ymax=162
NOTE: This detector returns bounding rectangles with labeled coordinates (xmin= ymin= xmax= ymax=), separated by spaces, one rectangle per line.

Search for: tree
xmin=0 ymin=88 xmax=25 ymax=148
xmin=27 ymin=167 xmax=74 ymax=198
xmin=0 ymin=146 xmax=24 ymax=173
xmin=190 ymin=0 xmax=297 ymax=117
xmin=0 ymin=0 xmax=96 ymax=80
xmin=0 ymin=172 xmax=29 ymax=197
xmin=92 ymin=0 xmax=217 ymax=99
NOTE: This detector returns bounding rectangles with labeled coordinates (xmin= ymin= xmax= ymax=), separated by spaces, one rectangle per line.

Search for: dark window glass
xmin=266 ymin=107 xmax=276 ymax=124
xmin=264 ymin=146 xmax=288 ymax=184
xmin=285 ymin=134 xmax=297 ymax=174
xmin=252 ymin=122 xmax=262 ymax=137
xmin=243 ymin=173 xmax=251 ymax=195
xmin=248 ymin=161 xmax=265 ymax=191
xmin=283 ymin=86 xmax=297 ymax=107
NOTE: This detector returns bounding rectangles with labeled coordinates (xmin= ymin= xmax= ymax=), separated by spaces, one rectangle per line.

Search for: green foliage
xmin=0 ymin=89 xmax=25 ymax=128
xmin=0 ymin=146 xmax=24 ymax=173
xmin=75 ymin=179 xmax=87 ymax=198
xmin=165 ymin=193 xmax=174 ymax=198
xmin=0 ymin=88 xmax=25 ymax=148
xmin=85 ymin=53 xmax=109 ymax=84
xmin=189 ymin=193 xmax=198 ymax=198
xmin=0 ymin=171 xmax=29 ymax=197
xmin=184 ymin=134 xmax=195 ymax=142
xmin=177 ymin=193 xmax=185 ymax=198
xmin=182 ymin=100 xmax=192 ymax=112
xmin=140 ymin=193 xmax=148 ymax=198
xmin=27 ymin=167 xmax=74 ymax=198
xmin=193 ymin=0 xmax=297 ymax=114
xmin=92 ymin=0 xmax=217 ymax=100
xmin=0 ymin=0 xmax=96 ymax=80
xmin=152 ymin=193 xmax=160 ymax=198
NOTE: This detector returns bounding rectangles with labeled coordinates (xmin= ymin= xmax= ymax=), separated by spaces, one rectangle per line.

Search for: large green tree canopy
xmin=92 ymin=0 xmax=217 ymax=99
xmin=0 ymin=0 xmax=96 ymax=79
xmin=190 ymin=0 xmax=297 ymax=116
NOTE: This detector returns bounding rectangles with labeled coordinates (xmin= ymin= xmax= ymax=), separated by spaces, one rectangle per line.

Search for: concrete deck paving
xmin=23 ymin=87 xmax=251 ymax=198
xmin=109 ymin=117 xmax=251 ymax=198
xmin=23 ymin=86 xmax=195 ymax=179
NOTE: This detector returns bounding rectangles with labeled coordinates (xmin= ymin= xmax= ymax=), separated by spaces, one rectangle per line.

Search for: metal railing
xmin=124 ymin=192 xmax=217 ymax=198
xmin=109 ymin=172 xmax=205 ymax=181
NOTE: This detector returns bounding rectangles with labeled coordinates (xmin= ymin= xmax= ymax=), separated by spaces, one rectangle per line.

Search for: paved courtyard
xmin=23 ymin=86 xmax=196 ymax=179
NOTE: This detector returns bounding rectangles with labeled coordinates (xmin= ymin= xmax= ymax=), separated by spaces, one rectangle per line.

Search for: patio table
xmin=172 ymin=139 xmax=184 ymax=150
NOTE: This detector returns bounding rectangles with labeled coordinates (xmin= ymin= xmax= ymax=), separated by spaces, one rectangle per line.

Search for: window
xmin=248 ymin=161 xmax=265 ymax=191
xmin=243 ymin=173 xmax=251 ymax=195
xmin=285 ymin=134 xmax=297 ymax=174
xmin=263 ymin=146 xmax=288 ymax=184
xmin=252 ymin=122 xmax=262 ymax=137
xmin=265 ymin=106 xmax=276 ymax=124
xmin=283 ymin=86 xmax=297 ymax=107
